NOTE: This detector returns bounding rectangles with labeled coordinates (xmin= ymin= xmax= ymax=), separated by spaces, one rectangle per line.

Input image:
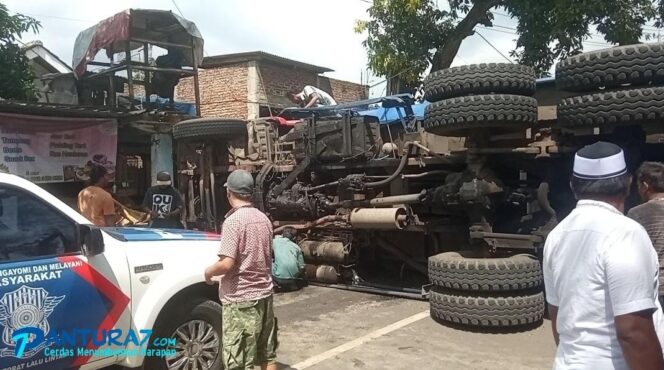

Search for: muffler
xmin=349 ymin=207 xmax=408 ymax=230
xmin=304 ymin=264 xmax=339 ymax=284
xmin=299 ymin=240 xmax=347 ymax=264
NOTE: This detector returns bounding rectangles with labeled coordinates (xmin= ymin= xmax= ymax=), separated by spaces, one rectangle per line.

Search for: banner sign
xmin=0 ymin=114 xmax=117 ymax=183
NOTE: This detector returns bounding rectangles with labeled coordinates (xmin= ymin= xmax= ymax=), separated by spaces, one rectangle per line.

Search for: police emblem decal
xmin=0 ymin=285 xmax=65 ymax=358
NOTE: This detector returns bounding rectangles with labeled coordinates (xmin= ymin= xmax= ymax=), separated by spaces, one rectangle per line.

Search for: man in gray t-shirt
xmin=628 ymin=161 xmax=664 ymax=306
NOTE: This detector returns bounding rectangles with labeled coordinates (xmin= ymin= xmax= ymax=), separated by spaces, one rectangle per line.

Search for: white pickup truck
xmin=0 ymin=173 xmax=223 ymax=370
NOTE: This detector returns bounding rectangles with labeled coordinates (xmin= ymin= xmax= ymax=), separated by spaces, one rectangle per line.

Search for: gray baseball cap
xmin=156 ymin=171 xmax=172 ymax=186
xmin=224 ymin=169 xmax=254 ymax=195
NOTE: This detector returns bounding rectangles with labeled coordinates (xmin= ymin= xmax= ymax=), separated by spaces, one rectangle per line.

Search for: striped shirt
xmin=218 ymin=206 xmax=274 ymax=304
xmin=628 ymin=199 xmax=664 ymax=295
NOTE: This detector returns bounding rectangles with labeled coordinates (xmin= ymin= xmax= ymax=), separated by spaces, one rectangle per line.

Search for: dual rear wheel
xmin=428 ymin=252 xmax=544 ymax=329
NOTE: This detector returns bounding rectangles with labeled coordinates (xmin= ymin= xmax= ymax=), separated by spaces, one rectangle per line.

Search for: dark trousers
xmin=273 ymin=276 xmax=306 ymax=292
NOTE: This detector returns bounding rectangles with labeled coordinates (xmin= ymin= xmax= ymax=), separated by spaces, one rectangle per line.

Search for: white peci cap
xmin=573 ymin=142 xmax=627 ymax=180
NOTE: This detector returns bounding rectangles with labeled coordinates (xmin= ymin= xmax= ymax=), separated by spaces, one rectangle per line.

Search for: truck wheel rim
xmin=165 ymin=319 xmax=220 ymax=370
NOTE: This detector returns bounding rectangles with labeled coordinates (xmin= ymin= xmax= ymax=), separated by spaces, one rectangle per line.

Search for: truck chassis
xmin=175 ymin=42 xmax=664 ymax=330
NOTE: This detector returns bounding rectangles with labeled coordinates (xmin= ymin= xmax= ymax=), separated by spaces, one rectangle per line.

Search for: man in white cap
xmin=204 ymin=169 xmax=278 ymax=370
xmin=543 ymin=141 xmax=664 ymax=369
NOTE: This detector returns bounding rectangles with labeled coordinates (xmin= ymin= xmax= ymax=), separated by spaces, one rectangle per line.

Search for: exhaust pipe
xmin=349 ymin=207 xmax=408 ymax=230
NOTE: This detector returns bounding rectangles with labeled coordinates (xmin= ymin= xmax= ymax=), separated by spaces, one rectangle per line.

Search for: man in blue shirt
xmin=272 ymin=227 xmax=306 ymax=292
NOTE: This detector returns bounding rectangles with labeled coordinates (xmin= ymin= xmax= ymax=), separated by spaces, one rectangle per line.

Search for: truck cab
xmin=0 ymin=173 xmax=223 ymax=370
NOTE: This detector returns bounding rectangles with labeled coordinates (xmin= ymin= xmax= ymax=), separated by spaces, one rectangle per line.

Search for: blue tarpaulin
xmin=133 ymin=95 xmax=197 ymax=116
xmin=358 ymin=101 xmax=428 ymax=125
xmin=278 ymin=95 xmax=427 ymax=127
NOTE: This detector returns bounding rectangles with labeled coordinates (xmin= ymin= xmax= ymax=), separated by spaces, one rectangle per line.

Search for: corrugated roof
xmin=0 ymin=100 xmax=141 ymax=118
xmin=21 ymin=40 xmax=73 ymax=73
xmin=202 ymin=51 xmax=333 ymax=73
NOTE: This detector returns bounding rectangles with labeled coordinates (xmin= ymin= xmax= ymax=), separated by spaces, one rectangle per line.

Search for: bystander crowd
xmin=204 ymin=169 xmax=278 ymax=370
xmin=543 ymin=142 xmax=664 ymax=369
xmin=628 ymin=161 xmax=664 ymax=307
xmin=272 ymin=227 xmax=306 ymax=292
xmin=142 ymin=171 xmax=184 ymax=229
xmin=77 ymin=162 xmax=116 ymax=227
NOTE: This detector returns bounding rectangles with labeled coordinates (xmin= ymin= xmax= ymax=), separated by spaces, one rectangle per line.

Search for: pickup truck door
xmin=0 ymin=184 xmax=132 ymax=370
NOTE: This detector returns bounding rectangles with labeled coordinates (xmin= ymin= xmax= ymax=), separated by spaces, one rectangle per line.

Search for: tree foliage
xmin=354 ymin=0 xmax=454 ymax=84
xmin=356 ymin=0 xmax=664 ymax=82
xmin=0 ymin=3 xmax=40 ymax=100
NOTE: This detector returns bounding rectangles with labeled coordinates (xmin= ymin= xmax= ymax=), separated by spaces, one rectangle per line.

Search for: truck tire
xmin=423 ymin=94 xmax=538 ymax=135
xmin=173 ymin=117 xmax=247 ymax=140
xmin=557 ymin=87 xmax=664 ymax=127
xmin=145 ymin=298 xmax=223 ymax=370
xmin=429 ymin=290 xmax=545 ymax=328
xmin=428 ymin=252 xmax=542 ymax=292
xmin=424 ymin=63 xmax=536 ymax=101
xmin=556 ymin=43 xmax=664 ymax=92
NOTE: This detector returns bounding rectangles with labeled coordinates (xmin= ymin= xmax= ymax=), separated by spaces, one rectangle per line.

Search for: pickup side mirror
xmin=79 ymin=225 xmax=105 ymax=256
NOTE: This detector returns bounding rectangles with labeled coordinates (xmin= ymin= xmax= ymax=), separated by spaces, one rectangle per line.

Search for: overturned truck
xmin=174 ymin=43 xmax=664 ymax=330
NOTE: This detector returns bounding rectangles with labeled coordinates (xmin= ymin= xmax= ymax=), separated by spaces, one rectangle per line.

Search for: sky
xmin=5 ymin=0 xmax=615 ymax=97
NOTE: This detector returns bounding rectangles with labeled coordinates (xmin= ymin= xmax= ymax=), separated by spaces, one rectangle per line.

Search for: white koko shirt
xmin=543 ymin=200 xmax=663 ymax=370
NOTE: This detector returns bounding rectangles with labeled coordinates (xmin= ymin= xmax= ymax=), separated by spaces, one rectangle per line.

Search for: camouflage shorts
xmin=222 ymin=295 xmax=279 ymax=370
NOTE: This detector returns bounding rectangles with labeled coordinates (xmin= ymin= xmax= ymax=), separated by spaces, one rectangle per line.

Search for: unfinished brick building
xmin=176 ymin=51 xmax=368 ymax=119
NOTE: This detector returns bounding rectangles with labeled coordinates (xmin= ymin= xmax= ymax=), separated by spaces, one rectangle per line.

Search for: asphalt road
xmin=106 ymin=285 xmax=555 ymax=369
xmin=273 ymin=286 xmax=557 ymax=370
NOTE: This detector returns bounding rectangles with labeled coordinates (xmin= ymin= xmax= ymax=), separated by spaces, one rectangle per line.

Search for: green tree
xmin=0 ymin=3 xmax=41 ymax=100
xmin=356 ymin=0 xmax=664 ymax=84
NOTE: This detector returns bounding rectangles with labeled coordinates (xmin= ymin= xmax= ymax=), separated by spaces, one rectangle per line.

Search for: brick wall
xmin=123 ymin=83 xmax=146 ymax=97
xmin=325 ymin=77 xmax=368 ymax=103
xmin=173 ymin=59 xmax=368 ymax=119
xmin=256 ymin=63 xmax=318 ymax=103
xmin=176 ymin=63 xmax=248 ymax=119
xmin=256 ymin=63 xmax=367 ymax=105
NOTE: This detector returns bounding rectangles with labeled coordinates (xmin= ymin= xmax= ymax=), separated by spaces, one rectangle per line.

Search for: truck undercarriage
xmin=174 ymin=42 xmax=664 ymax=330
